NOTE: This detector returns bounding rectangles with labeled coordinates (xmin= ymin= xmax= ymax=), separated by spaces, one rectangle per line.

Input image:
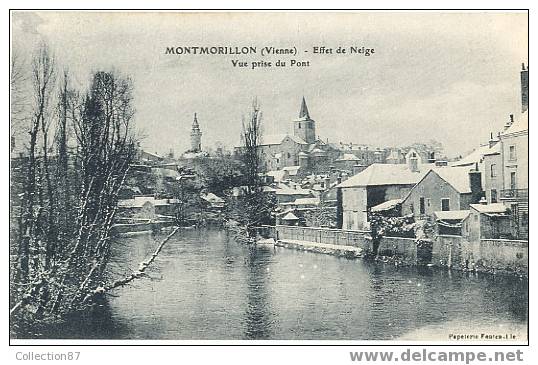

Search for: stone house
xmin=275 ymin=185 xmax=313 ymax=205
xmin=401 ymin=165 xmax=484 ymax=219
xmin=117 ymin=196 xmax=180 ymax=220
xmin=464 ymin=203 xmax=512 ymax=240
xmin=481 ymin=140 xmax=502 ymax=204
xmin=498 ymin=111 xmax=528 ymax=239
xmin=337 ymin=155 xmax=431 ymax=230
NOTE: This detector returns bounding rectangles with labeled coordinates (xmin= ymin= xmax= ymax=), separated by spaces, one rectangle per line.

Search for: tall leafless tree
xmin=10 ymin=45 xmax=139 ymax=322
xmin=237 ymin=99 xmax=275 ymax=236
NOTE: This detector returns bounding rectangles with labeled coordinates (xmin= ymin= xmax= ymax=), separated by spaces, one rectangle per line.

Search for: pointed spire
xmin=299 ymin=96 xmax=310 ymax=119
xmin=192 ymin=112 xmax=199 ymax=129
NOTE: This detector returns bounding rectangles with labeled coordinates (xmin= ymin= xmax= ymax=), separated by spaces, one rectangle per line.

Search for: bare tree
xmin=236 ymin=99 xmax=275 ymax=236
xmin=10 ymin=63 xmax=139 ymax=322
xmin=241 ymin=98 xmax=263 ymax=195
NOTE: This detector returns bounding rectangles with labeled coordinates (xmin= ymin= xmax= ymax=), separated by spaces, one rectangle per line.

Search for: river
xmin=38 ymin=228 xmax=528 ymax=341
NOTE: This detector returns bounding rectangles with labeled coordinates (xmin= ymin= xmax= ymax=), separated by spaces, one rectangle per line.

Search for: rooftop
xmin=337 ymin=163 xmax=432 ymax=188
xmin=371 ymin=199 xmax=403 ymax=212
xmin=260 ymin=134 xmax=308 ymax=146
xmin=470 ymin=203 xmax=509 ymax=214
xmin=432 ymin=166 xmax=480 ymax=193
xmin=452 ymin=143 xmax=500 ymax=167
xmin=434 ymin=210 xmax=470 ymax=221
xmin=282 ymin=212 xmax=299 ymax=221
xmin=501 ymin=110 xmax=528 ymax=136
xmin=283 ymin=197 xmax=320 ymax=206
xmin=336 ymin=153 xmax=360 ymax=161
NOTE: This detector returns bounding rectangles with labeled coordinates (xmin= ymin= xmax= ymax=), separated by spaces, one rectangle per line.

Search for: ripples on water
xmin=33 ymin=228 xmax=528 ymax=340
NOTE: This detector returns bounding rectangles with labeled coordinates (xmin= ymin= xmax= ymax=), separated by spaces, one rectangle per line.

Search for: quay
xmin=275 ymin=239 xmax=362 ymax=259
xmin=261 ymin=225 xmax=528 ymax=277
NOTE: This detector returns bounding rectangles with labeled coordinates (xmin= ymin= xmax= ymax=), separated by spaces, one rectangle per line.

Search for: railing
xmin=500 ymin=188 xmax=528 ymax=200
xmin=275 ymin=225 xmax=369 ymax=247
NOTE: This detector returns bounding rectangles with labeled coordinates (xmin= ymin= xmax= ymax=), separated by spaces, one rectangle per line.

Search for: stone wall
xmin=275 ymin=225 xmax=369 ymax=250
xmin=434 ymin=235 xmax=527 ymax=275
xmin=274 ymin=225 xmax=528 ymax=276
xmin=466 ymin=238 xmax=528 ymax=275
xmin=375 ymin=236 xmax=420 ymax=265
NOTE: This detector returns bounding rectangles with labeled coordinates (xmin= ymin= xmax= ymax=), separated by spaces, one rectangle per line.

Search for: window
xmin=287 ymin=152 xmax=291 ymax=159
xmin=490 ymin=164 xmax=497 ymax=178
xmin=509 ymin=145 xmax=517 ymax=160
xmin=298 ymin=122 xmax=301 ymax=129
xmin=419 ymin=197 xmax=425 ymax=214
xmin=491 ymin=189 xmax=497 ymax=203
xmin=441 ymin=198 xmax=450 ymax=211
xmin=410 ymin=204 xmax=414 ymax=214
xmin=510 ymin=172 xmax=517 ymax=190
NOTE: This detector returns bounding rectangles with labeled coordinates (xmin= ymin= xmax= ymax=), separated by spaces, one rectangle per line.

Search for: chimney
xmin=488 ymin=132 xmax=498 ymax=148
xmin=427 ymin=151 xmax=436 ymax=164
xmin=408 ymin=155 xmax=419 ymax=172
xmin=503 ymin=114 xmax=514 ymax=131
xmin=521 ymin=63 xmax=529 ymax=113
xmin=352 ymin=164 xmax=366 ymax=175
xmin=469 ymin=163 xmax=483 ymax=204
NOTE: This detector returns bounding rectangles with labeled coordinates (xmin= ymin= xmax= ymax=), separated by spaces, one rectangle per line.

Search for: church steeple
xmin=293 ymin=97 xmax=316 ymax=144
xmin=190 ymin=113 xmax=202 ymax=152
xmin=299 ymin=96 xmax=310 ymax=119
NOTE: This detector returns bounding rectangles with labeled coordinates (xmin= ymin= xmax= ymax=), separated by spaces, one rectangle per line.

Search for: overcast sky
xmin=11 ymin=11 xmax=528 ymax=157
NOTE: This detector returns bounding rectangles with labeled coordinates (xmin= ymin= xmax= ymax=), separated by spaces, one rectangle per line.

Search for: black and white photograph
xmin=8 ymin=10 xmax=529 ymax=346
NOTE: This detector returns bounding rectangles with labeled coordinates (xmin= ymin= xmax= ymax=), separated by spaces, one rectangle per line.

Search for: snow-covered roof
xmin=282 ymin=212 xmax=299 ymax=220
xmin=275 ymin=186 xmax=312 ymax=196
xmin=432 ymin=166 xmax=478 ymax=193
xmin=283 ymin=166 xmax=301 ymax=175
xmin=283 ymin=197 xmax=320 ymax=206
xmin=337 ymin=163 xmax=432 ymax=188
xmin=336 ymin=153 xmax=360 ymax=161
xmin=201 ymin=192 xmax=225 ymax=203
xmin=152 ymin=167 xmax=180 ymax=179
xmin=434 ymin=210 xmax=470 ymax=221
xmin=371 ymin=199 xmax=403 ymax=212
xmin=141 ymin=150 xmax=163 ymax=159
xmin=470 ymin=203 xmax=508 ymax=214
xmin=386 ymin=149 xmax=401 ymax=160
xmin=262 ymin=186 xmax=278 ymax=193
xmin=260 ymin=134 xmax=307 ymax=146
xmin=266 ymin=169 xmax=286 ymax=182
xmin=501 ymin=111 xmax=528 ymax=137
xmin=182 ymin=151 xmax=207 ymax=159
xmin=310 ymin=148 xmax=326 ymax=154
xmin=118 ymin=197 xmax=179 ymax=208
xmin=452 ymin=143 xmax=500 ymax=167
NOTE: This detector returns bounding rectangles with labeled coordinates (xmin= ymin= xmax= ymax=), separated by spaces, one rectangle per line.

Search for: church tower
xmin=293 ymin=97 xmax=316 ymax=144
xmin=190 ymin=113 xmax=202 ymax=152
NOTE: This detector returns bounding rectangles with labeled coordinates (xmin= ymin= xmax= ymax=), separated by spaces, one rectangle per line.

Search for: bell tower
xmin=293 ymin=97 xmax=316 ymax=144
xmin=190 ymin=113 xmax=202 ymax=152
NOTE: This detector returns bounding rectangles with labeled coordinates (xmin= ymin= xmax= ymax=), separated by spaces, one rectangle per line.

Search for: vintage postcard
xmin=9 ymin=10 xmax=528 ymax=345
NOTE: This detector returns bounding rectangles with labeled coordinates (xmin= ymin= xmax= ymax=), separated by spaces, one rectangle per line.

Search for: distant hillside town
xmin=118 ymin=63 xmax=527 ymax=245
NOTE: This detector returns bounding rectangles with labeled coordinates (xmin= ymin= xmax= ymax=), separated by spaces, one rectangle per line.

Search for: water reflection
xmin=244 ymin=246 xmax=273 ymax=339
xmin=14 ymin=228 xmax=528 ymax=340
